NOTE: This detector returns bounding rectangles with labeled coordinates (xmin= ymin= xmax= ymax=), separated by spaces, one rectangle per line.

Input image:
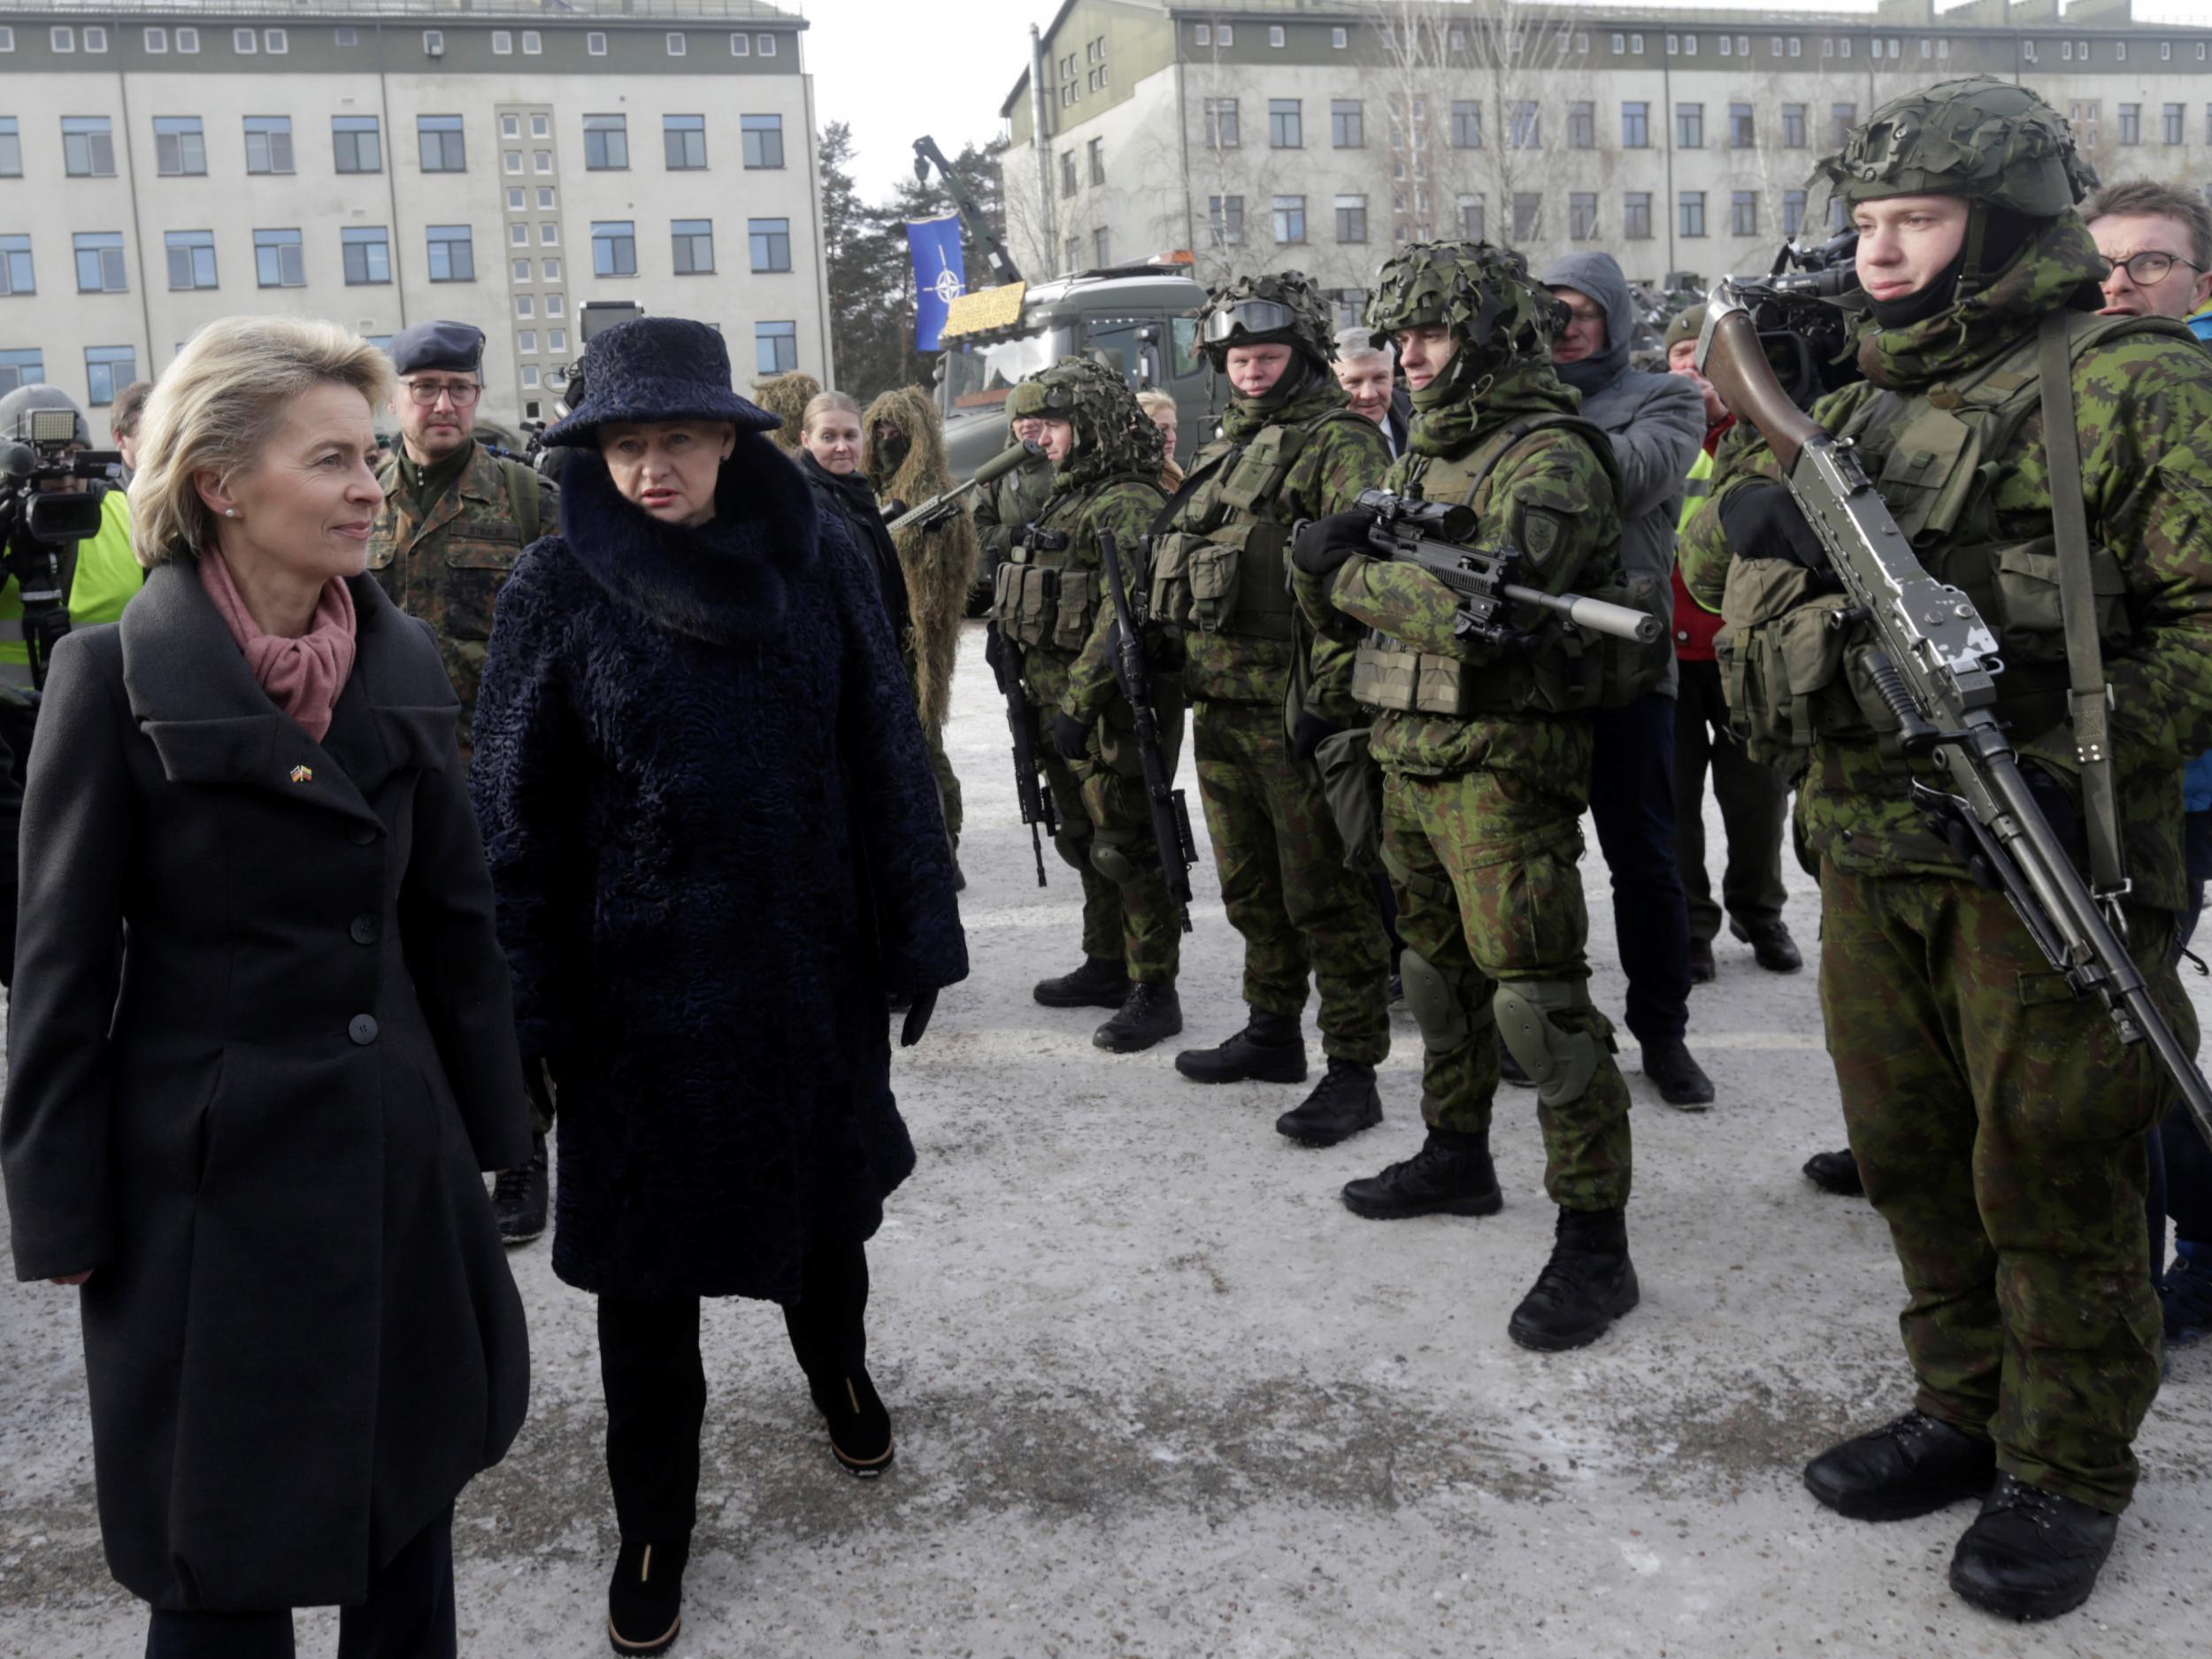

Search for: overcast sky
xmin=795 ymin=0 xmax=2207 ymax=204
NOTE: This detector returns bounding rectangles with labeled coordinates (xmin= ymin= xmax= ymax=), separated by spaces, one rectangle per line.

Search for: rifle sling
xmin=2035 ymin=310 xmax=2124 ymax=897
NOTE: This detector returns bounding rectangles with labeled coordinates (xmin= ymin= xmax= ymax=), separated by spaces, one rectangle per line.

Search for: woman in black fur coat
xmin=470 ymin=318 xmax=967 ymax=1657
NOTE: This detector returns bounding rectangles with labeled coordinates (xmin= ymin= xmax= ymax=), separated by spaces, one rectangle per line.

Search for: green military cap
xmin=1663 ymin=307 xmax=1704 ymax=355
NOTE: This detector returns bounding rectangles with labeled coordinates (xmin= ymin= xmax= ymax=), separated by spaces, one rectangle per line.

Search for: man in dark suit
xmin=1333 ymin=326 xmax=1409 ymax=456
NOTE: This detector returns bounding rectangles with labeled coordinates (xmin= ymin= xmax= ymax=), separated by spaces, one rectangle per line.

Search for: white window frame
xmin=534 ymin=150 xmax=553 ymax=174
xmin=1610 ymin=33 xmax=1624 ymax=54
xmin=532 ymin=114 xmax=549 ymax=139
xmin=1217 ymin=25 xmax=1232 ymax=46
xmin=502 ymin=115 xmax=520 ymax=139
xmin=504 ymin=151 xmax=523 ymax=175
xmin=493 ymin=31 xmax=513 ymax=55
xmin=1332 ymin=27 xmax=1347 ymax=50
xmin=588 ymin=33 xmax=608 ymax=57
xmin=518 ymin=329 xmax=536 ymax=354
xmin=511 ymin=223 xmax=529 ymax=248
xmin=234 ymin=27 xmax=256 ymax=53
xmin=541 ymin=222 xmax=558 ymax=245
xmin=538 ymin=187 xmax=556 ymax=209
xmin=730 ymin=33 xmax=751 ymax=56
xmin=1629 ymin=34 xmax=1643 ymax=55
xmin=757 ymin=34 xmax=777 ymax=57
xmin=0 ymin=27 xmax=14 ymax=52
xmin=265 ymin=29 xmax=286 ymax=54
xmin=521 ymin=365 xmax=540 ymax=390
xmin=177 ymin=27 xmax=198 ymax=54
xmin=424 ymin=30 xmax=444 ymax=56
xmin=667 ymin=32 xmax=687 ymax=57
xmin=1269 ymin=26 xmax=1285 ymax=48
xmin=549 ymin=328 xmax=567 ymax=355
xmin=51 ymin=26 xmax=75 ymax=53
xmin=335 ymin=27 xmax=357 ymax=49
xmin=523 ymin=31 xmax=541 ymax=55
xmin=146 ymin=27 xmax=168 ymax=54
xmin=511 ymin=257 xmax=532 ymax=283
xmin=506 ymin=187 xmax=525 ymax=210
xmin=515 ymin=295 xmax=534 ymax=319
xmin=84 ymin=26 xmax=108 ymax=53
xmin=542 ymin=257 xmax=561 ymax=281
xmin=546 ymin=294 xmax=564 ymax=317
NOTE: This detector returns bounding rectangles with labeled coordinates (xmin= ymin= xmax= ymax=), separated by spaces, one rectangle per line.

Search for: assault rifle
xmin=1695 ymin=278 xmax=2212 ymax=1155
xmin=1097 ymin=530 xmax=1197 ymax=933
xmin=988 ymin=616 xmax=1061 ymax=888
xmin=1351 ymin=489 xmax=1664 ymax=649
xmin=888 ymin=440 xmax=1047 ymax=534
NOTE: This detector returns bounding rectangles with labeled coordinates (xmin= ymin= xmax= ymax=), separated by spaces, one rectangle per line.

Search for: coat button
xmin=349 ymin=915 xmax=379 ymax=945
xmin=349 ymin=1014 xmax=379 ymax=1046
xmin=349 ymin=826 xmax=377 ymax=846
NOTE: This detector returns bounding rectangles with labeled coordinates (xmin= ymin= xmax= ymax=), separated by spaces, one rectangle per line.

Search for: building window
xmin=593 ymin=220 xmax=637 ymax=278
xmin=542 ymin=257 xmax=561 ymax=282
xmin=757 ymin=34 xmax=777 ymax=57
xmin=254 ymin=227 xmax=304 ymax=288
xmin=334 ymin=116 xmax=380 ymax=174
xmin=666 ymin=33 xmax=687 ymax=58
xmin=741 ymin=114 xmax=786 ymax=169
xmin=1679 ymin=192 xmax=1707 ymax=238
xmin=1268 ymin=25 xmax=1284 ymax=47
xmin=1458 ymin=194 xmax=1485 ymax=240
xmin=1732 ymin=191 xmax=1758 ymax=236
xmin=539 ymin=188 xmax=556 ymax=210
xmin=265 ymin=29 xmax=285 ymax=54
xmin=1621 ymin=103 xmax=1648 ymax=149
xmin=1062 ymin=235 xmax=1079 ymax=274
xmin=535 ymin=223 xmax=556 ymax=246
xmin=1630 ymin=33 xmax=1643 ymax=54
xmin=1333 ymin=27 xmax=1348 ymax=49
xmin=1676 ymin=104 xmax=1703 ymax=150
xmin=520 ymin=365 xmax=540 ymax=390
xmin=524 ymin=32 xmax=541 ymax=56
xmin=503 ymin=115 xmax=520 ymax=140
xmin=154 ymin=117 xmax=206 ymax=177
xmin=1569 ymin=193 xmax=1597 ymax=240
xmin=666 ymin=217 xmax=718 ymax=273
xmin=534 ymin=151 xmax=552 ymax=174
xmin=549 ymin=329 xmax=567 ymax=354
xmin=1060 ymin=151 xmax=1077 ymax=197
xmin=1510 ymin=103 xmax=1540 ymax=149
xmin=1512 ymin=193 xmax=1541 ymax=240
xmin=744 ymin=217 xmax=788 ymax=273
xmin=1269 ymin=99 xmax=1302 ymax=149
xmin=1568 ymin=103 xmax=1594 ymax=150
xmin=1086 ymin=226 xmax=1106 ymax=265
xmin=418 ymin=115 xmax=465 ymax=173
xmin=1623 ymin=192 xmax=1652 ymax=240
xmin=1783 ymin=104 xmax=1807 ymax=149
xmin=2165 ymin=104 xmax=2185 ymax=145
xmin=518 ymin=330 xmax=536 ymax=355
xmin=1206 ymin=98 xmax=1240 ymax=150
xmin=0 ymin=349 xmax=42 ymax=393
xmin=664 ymin=115 xmax=707 ymax=170
xmin=756 ymin=321 xmax=798 ymax=375
xmin=244 ymin=116 xmax=294 ymax=175
xmin=588 ymin=32 xmax=607 ymax=57
xmin=423 ymin=31 xmax=442 ymax=56
xmin=1208 ymin=195 xmax=1244 ymax=247
xmin=1611 ymin=32 xmax=1624 ymax=53
xmin=511 ymin=256 xmax=531 ymax=282
xmin=493 ymin=30 xmax=512 ymax=55
xmin=1087 ymin=136 xmax=1105 ymax=183
xmin=585 ymin=115 xmax=629 ymax=171
xmin=146 ymin=27 xmax=167 ymax=53
xmin=341 ymin=227 xmax=390 ymax=285
xmin=1333 ymin=100 xmax=1364 ymax=149
xmin=228 ymin=27 xmax=251 ymax=54
xmin=2119 ymin=104 xmax=2140 ymax=146
xmin=0 ymin=119 xmax=19 ymax=178
xmin=427 ymin=225 xmax=474 ymax=282
xmin=507 ymin=188 xmax=525 ymax=211
xmin=731 ymin=33 xmax=751 ymax=56
xmin=1783 ymin=189 xmax=1807 ymax=238
xmin=165 ymin=229 xmax=218 ymax=290
xmin=1730 ymin=104 xmax=1755 ymax=148
xmin=515 ymin=294 xmax=534 ymax=319
xmin=1335 ymin=194 xmax=1367 ymax=243
xmin=1832 ymin=104 xmax=1857 ymax=149
xmin=85 ymin=346 xmax=134 ymax=405
xmin=74 ymin=231 xmax=127 ymax=292
xmin=1272 ymin=194 xmax=1306 ymax=243
xmin=0 ymin=235 xmax=30 ymax=296
xmin=511 ymin=223 xmax=531 ymax=250
xmin=63 ymin=117 xmax=116 ymax=178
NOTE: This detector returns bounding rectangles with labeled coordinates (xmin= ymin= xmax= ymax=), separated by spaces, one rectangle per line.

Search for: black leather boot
xmin=1094 ymin=980 xmax=1183 ymax=1053
xmin=1640 ymin=1038 xmax=1715 ymax=1109
xmin=1687 ymin=937 xmax=1717 ymax=984
xmin=1341 ymin=1127 xmax=1502 ymax=1219
xmin=1275 ymin=1058 xmax=1382 ymax=1147
xmin=1732 ymin=917 xmax=1803 ymax=972
xmin=1803 ymin=1148 xmax=1865 ymax=1196
xmin=1802 ymin=1409 xmax=1997 ymax=1521
xmin=1033 ymin=956 xmax=1130 ymax=1010
xmin=808 ymin=1365 xmax=895 ymax=1479
xmin=607 ymin=1534 xmax=690 ymax=1655
xmin=1174 ymin=1008 xmax=1307 ymax=1084
xmin=1948 ymin=1473 xmax=2117 ymax=1622
xmin=1508 ymin=1206 xmax=1640 ymax=1351
xmin=492 ymin=1132 xmax=549 ymax=1246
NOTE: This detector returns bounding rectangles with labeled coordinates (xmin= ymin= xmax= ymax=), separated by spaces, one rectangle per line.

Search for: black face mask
xmin=1864 ymin=205 xmax=2041 ymax=329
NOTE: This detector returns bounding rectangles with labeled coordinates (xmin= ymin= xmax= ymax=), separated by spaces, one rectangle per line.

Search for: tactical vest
xmin=1351 ymin=414 xmax=1669 ymax=717
xmin=1716 ymin=309 xmax=2185 ymax=765
xmin=1149 ymin=407 xmax=1370 ymax=644
xmin=990 ymin=482 xmax=1106 ymax=657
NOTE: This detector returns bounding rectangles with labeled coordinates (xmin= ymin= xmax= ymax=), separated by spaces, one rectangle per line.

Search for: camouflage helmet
xmin=1006 ymin=370 xmax=1054 ymax=420
xmin=1363 ymin=241 xmax=1564 ymax=393
xmin=1027 ymin=355 xmax=1164 ymax=486
xmin=1197 ymin=270 xmax=1336 ymax=368
xmin=1820 ymin=77 xmax=2098 ymax=216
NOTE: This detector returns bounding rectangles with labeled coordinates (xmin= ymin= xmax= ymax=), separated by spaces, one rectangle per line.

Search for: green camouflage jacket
xmin=369 ymin=441 xmax=557 ymax=757
xmin=1017 ymin=473 xmax=1168 ymax=726
xmin=973 ymin=449 xmax=1056 ymax=581
xmin=1166 ymin=382 xmax=1392 ymax=710
xmin=1679 ymin=214 xmax=2212 ymax=906
xmin=1295 ymin=359 xmax=1624 ymax=780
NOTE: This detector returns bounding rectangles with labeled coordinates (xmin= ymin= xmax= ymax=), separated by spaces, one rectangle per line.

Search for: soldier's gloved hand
xmin=983 ymin=621 xmax=1010 ymax=682
xmin=1294 ymin=511 xmax=1375 ymax=580
xmin=900 ymin=987 xmax=937 ymax=1048
xmin=1050 ymin=712 xmax=1091 ymax=761
xmin=1937 ymin=809 xmax=2004 ymax=891
xmin=1720 ymin=483 xmax=1828 ymax=572
xmin=1292 ymin=710 xmax=1344 ymax=762
xmin=881 ymin=499 xmax=909 ymax=521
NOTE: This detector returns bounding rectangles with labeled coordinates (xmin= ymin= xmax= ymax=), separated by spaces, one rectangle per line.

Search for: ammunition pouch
xmin=1712 ymin=558 xmax=1883 ymax=765
xmin=991 ymin=557 xmax=1098 ymax=654
xmin=1148 ymin=521 xmax=1298 ymax=641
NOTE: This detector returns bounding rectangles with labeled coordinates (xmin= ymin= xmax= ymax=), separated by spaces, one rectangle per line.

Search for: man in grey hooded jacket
xmin=1538 ymin=251 xmax=1713 ymax=1108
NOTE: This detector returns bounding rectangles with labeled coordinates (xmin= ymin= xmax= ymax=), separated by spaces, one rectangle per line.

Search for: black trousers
xmin=1671 ymin=658 xmax=1792 ymax=946
xmin=1587 ymin=689 xmax=1694 ymax=1048
xmin=143 ymin=1507 xmax=455 ymax=1659
xmin=598 ymin=1242 xmax=870 ymax=1541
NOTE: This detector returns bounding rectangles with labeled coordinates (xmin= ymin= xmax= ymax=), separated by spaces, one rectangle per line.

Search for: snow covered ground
xmin=4 ymin=618 xmax=2205 ymax=1656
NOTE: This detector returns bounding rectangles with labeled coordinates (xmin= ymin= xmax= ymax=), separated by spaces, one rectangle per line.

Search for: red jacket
xmin=1672 ymin=415 xmax=1734 ymax=663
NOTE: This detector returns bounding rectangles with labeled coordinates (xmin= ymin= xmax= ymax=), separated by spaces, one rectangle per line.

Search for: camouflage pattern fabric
xmin=1195 ymin=700 xmax=1389 ymax=1062
xmin=972 ymin=437 xmax=1056 ymax=592
xmin=1384 ymin=764 xmax=1632 ymax=1208
xmin=369 ymin=441 xmax=557 ymax=759
xmin=750 ymin=371 xmax=821 ymax=452
xmin=1821 ymin=865 xmax=2187 ymax=1513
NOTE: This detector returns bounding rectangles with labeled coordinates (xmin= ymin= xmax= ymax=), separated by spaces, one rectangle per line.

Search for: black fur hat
xmin=542 ymin=317 xmax=781 ymax=448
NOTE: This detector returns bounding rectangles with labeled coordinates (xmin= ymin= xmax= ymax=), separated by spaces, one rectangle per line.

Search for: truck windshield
xmin=941 ymin=324 xmax=1076 ymax=412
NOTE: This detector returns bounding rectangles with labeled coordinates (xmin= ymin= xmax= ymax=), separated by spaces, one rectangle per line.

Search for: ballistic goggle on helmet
xmin=1197 ymin=273 xmax=1336 ymax=366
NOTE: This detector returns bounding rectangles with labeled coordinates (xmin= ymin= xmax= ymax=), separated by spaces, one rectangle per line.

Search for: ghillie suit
xmin=864 ymin=384 xmax=979 ymax=735
xmin=752 ymin=371 xmax=821 ymax=452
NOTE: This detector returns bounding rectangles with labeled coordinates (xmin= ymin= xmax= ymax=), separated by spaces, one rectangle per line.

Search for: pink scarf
xmin=198 ymin=551 xmax=358 ymax=743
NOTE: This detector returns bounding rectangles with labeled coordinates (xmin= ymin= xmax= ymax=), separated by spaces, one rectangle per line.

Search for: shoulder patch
xmin=1520 ymin=506 xmax=1564 ymax=565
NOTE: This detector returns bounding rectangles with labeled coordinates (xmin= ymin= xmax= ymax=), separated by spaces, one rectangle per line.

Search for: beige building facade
xmin=0 ymin=0 xmax=832 ymax=442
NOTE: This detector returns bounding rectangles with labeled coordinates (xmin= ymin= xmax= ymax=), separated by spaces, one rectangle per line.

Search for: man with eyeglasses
xmin=2085 ymin=178 xmax=2212 ymax=333
xmin=368 ymin=319 xmax=559 ymax=1247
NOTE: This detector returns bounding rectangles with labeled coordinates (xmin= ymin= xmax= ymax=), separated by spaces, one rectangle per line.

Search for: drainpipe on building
xmin=111 ymin=54 xmax=156 ymax=390
xmin=1031 ymin=25 xmax=1056 ymax=273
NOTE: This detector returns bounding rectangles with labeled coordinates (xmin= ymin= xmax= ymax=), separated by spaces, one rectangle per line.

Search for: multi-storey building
xmin=1002 ymin=0 xmax=2212 ymax=321
xmin=0 ymin=0 xmax=832 ymax=442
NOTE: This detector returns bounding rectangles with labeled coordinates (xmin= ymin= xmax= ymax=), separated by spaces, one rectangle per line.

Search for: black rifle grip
xmin=1863 ymin=650 xmax=1941 ymax=756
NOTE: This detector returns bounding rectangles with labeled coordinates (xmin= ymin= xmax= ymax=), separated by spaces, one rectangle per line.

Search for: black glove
xmin=1291 ymin=710 xmax=1344 ymax=763
xmin=900 ymin=987 xmax=938 ymax=1048
xmin=1938 ymin=809 xmax=2003 ymax=891
xmin=1293 ymin=511 xmax=1375 ymax=580
xmin=983 ymin=621 xmax=1010 ymax=684
xmin=1051 ymin=712 xmax=1091 ymax=760
xmin=1719 ymin=482 xmax=1828 ymax=572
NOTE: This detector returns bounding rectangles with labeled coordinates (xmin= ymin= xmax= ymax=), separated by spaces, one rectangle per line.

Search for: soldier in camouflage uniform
xmin=1679 ymin=81 xmax=2212 ymax=1620
xmin=367 ymin=319 xmax=560 ymax=1247
xmin=989 ymin=359 xmax=1182 ymax=1052
xmin=971 ymin=388 xmax=1057 ymax=611
xmin=1293 ymin=242 xmax=1644 ymax=1352
xmin=1158 ymin=273 xmax=1394 ymax=1147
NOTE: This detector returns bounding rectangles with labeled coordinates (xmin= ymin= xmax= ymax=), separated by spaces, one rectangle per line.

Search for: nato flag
xmin=907 ymin=214 xmax=966 ymax=352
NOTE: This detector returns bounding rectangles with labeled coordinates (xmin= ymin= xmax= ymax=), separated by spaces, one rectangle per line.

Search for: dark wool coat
xmin=471 ymin=437 xmax=968 ymax=1305
xmin=0 ymin=565 xmax=532 ymax=1612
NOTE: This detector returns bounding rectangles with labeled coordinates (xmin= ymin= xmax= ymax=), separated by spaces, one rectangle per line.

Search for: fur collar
xmin=556 ymin=434 xmax=819 ymax=645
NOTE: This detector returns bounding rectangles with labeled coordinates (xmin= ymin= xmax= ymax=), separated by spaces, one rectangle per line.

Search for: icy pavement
xmin=4 ymin=618 xmax=2206 ymax=1655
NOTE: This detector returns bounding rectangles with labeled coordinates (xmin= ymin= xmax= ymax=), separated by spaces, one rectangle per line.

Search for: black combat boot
xmin=1802 ymin=1409 xmax=1997 ymax=1521
xmin=1094 ymin=980 xmax=1183 ymax=1054
xmin=1948 ymin=1474 xmax=2118 ymax=1622
xmin=1803 ymin=1147 xmax=1865 ymax=1196
xmin=1341 ymin=1127 xmax=1502 ymax=1219
xmin=1640 ymin=1037 xmax=1715 ymax=1109
xmin=1275 ymin=1058 xmax=1382 ymax=1147
xmin=607 ymin=1534 xmax=690 ymax=1655
xmin=1033 ymin=956 xmax=1131 ymax=1010
xmin=1173 ymin=1008 xmax=1308 ymax=1084
xmin=492 ymin=1132 xmax=549 ymax=1246
xmin=1731 ymin=918 xmax=1803 ymax=973
xmin=808 ymin=1365 xmax=895 ymax=1479
xmin=1507 ymin=1205 xmax=1640 ymax=1351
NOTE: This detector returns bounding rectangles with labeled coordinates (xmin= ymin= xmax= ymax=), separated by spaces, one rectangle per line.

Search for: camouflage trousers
xmin=1382 ymin=767 xmax=1632 ymax=1210
xmin=1038 ymin=710 xmax=1187 ymax=985
xmin=1194 ymin=700 xmax=1389 ymax=1064
xmin=1821 ymin=864 xmax=2183 ymax=1513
